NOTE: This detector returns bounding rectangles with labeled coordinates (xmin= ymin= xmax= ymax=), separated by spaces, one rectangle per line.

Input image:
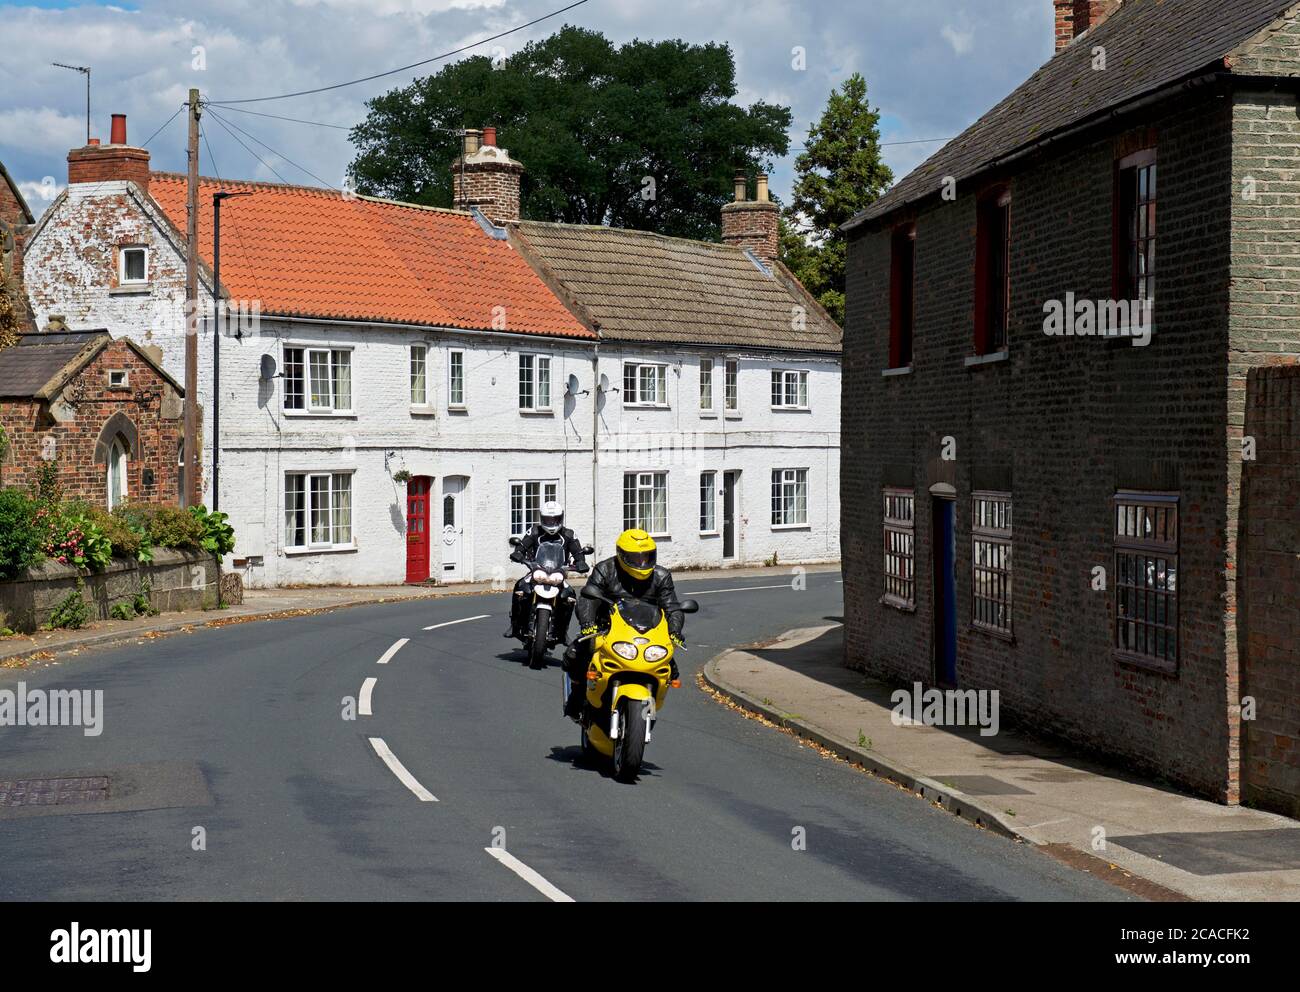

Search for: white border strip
xmin=424 ymin=613 xmax=491 ymax=631
xmin=484 ymin=847 xmax=574 ymax=902
xmin=692 ymin=583 xmax=791 ymax=596
xmin=377 ymin=638 xmax=409 ymax=665
xmin=369 ymin=737 xmax=438 ymax=802
xmin=359 ymin=676 xmax=377 ymax=716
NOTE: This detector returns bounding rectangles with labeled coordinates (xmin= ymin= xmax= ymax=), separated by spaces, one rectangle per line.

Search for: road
xmin=0 ymin=571 xmax=1129 ymax=901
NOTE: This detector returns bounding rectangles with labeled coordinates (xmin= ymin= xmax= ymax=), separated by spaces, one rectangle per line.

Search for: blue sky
xmin=0 ymin=0 xmax=1053 ymax=217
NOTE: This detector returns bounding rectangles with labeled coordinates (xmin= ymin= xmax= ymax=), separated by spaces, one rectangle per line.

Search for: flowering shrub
xmin=0 ymin=488 xmax=43 ymax=580
xmin=37 ymin=503 xmax=112 ymax=572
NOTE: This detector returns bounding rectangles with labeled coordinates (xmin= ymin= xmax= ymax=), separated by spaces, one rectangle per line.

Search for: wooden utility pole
xmin=184 ymin=88 xmax=201 ymax=509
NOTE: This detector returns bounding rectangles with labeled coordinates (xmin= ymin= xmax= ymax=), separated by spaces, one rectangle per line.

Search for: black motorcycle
xmin=508 ymin=536 xmax=592 ymax=670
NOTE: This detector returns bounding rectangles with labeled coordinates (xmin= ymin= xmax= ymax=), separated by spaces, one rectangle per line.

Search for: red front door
xmin=405 ymin=476 xmax=431 ymax=583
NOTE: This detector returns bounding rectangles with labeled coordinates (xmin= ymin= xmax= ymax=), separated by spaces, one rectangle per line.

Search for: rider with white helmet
xmin=506 ymin=500 xmax=589 ymax=641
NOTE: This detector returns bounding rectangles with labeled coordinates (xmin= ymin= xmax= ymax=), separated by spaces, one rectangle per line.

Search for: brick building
xmin=842 ymin=0 xmax=1300 ymax=809
xmin=0 ymin=330 xmax=184 ymax=506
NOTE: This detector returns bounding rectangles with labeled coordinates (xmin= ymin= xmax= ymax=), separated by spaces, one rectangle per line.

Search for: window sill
xmin=771 ymin=406 xmax=811 ymax=413
xmin=699 ymin=530 xmax=720 ymax=537
xmin=409 ymin=405 xmax=437 ymax=416
xmin=625 ymin=404 xmax=671 ymax=411
xmin=283 ymin=410 xmax=357 ymax=419
xmin=964 ymin=350 xmax=1008 ymax=367
xmin=1113 ymin=650 xmax=1177 ymax=676
xmin=284 ymin=544 xmax=357 ymax=556
xmin=724 ymin=410 xmax=742 ymax=419
xmin=881 ymin=365 xmax=913 ymax=377
xmin=519 ymin=408 xmax=555 ymax=417
xmin=700 ymin=411 xmax=718 ymax=419
xmin=771 ymin=523 xmax=811 ymax=531
xmin=880 ymin=595 xmax=916 ymax=613
xmin=109 ymin=284 xmax=152 ymax=296
xmin=447 ymin=405 xmax=468 ymax=414
xmin=970 ymin=622 xmax=1014 ymax=643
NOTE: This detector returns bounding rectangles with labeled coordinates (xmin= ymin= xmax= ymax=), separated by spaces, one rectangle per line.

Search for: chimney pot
xmin=756 ymin=173 xmax=770 ymax=203
xmin=482 ymin=126 xmax=497 ymax=147
xmin=88 ymin=137 xmax=100 ymax=146
xmin=110 ymin=113 xmax=127 ymax=145
xmin=733 ymin=170 xmax=747 ymax=202
xmin=463 ymin=128 xmax=481 ymax=156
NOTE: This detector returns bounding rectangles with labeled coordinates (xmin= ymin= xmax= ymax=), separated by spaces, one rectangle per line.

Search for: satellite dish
xmin=259 ymin=353 xmax=278 ymax=380
xmin=598 ymin=372 xmax=610 ymax=393
xmin=566 ymin=373 xmax=580 ymax=396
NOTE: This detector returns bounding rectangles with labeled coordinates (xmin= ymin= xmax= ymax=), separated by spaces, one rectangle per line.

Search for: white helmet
xmin=540 ymin=500 xmax=564 ymax=536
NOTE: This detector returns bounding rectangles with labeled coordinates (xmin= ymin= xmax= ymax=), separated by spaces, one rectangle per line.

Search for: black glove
xmin=509 ymin=552 xmax=524 ymax=564
xmin=670 ymin=632 xmax=686 ymax=649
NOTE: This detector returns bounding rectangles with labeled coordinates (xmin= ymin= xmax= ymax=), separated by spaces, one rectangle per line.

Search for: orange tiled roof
xmin=147 ymin=173 xmax=591 ymax=339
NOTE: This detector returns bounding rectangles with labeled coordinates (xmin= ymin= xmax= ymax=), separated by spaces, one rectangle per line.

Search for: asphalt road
xmin=0 ymin=571 xmax=1130 ymax=901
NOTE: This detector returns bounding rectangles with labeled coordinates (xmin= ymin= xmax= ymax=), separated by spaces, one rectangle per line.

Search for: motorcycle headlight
xmin=611 ymin=641 xmax=639 ymax=660
xmin=548 ymin=571 xmax=564 ymax=586
xmin=532 ymin=568 xmax=547 ymax=583
xmin=643 ymin=644 xmax=669 ymax=663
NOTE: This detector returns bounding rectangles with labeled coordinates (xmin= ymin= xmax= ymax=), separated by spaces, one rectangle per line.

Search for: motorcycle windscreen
xmin=534 ymin=540 xmax=566 ymax=572
xmin=617 ymin=599 xmax=663 ymax=634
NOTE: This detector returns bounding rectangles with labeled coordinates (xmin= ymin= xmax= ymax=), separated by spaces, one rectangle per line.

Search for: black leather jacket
xmin=510 ymin=525 xmax=588 ymax=572
xmin=576 ymin=557 xmax=685 ymax=639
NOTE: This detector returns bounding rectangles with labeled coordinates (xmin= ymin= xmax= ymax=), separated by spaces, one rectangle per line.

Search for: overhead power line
xmin=207 ymin=0 xmax=591 ymax=106
xmin=206 ymin=108 xmax=336 ymax=189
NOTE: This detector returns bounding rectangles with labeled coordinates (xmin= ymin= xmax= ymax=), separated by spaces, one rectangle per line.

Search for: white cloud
xmin=0 ymin=108 xmax=86 ymax=157
xmin=941 ymin=23 xmax=976 ymax=56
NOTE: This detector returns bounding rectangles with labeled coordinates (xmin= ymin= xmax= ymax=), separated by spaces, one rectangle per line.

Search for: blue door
xmin=933 ymin=498 xmax=958 ymax=686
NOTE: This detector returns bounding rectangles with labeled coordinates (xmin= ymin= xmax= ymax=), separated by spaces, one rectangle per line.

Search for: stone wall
xmin=0 ymin=548 xmax=219 ymax=634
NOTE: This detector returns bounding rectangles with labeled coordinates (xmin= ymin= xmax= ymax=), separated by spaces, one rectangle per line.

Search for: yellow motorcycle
xmin=570 ymin=585 xmax=699 ymax=781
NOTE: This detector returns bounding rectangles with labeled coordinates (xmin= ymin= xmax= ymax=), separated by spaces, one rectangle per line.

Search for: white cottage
xmin=21 ymin=116 xmax=841 ymax=586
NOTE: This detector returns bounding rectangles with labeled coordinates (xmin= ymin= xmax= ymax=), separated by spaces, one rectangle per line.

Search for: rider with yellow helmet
xmin=562 ymin=528 xmax=688 ymax=720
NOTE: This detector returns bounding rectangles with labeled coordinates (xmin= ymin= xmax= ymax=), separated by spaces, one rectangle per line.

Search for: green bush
xmin=115 ymin=501 xmax=206 ymax=550
xmin=48 ymin=589 xmax=89 ymax=629
xmin=39 ymin=502 xmax=112 ymax=572
xmin=89 ymin=506 xmax=152 ymax=562
xmin=110 ymin=601 xmax=135 ymax=621
xmin=0 ymin=488 xmax=43 ymax=580
xmin=189 ymin=504 xmax=236 ymax=556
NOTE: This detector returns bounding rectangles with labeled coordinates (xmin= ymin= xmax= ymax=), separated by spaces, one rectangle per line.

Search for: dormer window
xmin=119 ymin=246 xmax=148 ymax=285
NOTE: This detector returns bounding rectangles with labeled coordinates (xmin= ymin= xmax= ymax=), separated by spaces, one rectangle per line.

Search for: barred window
xmin=883 ymin=488 xmax=915 ymax=608
xmin=972 ymin=492 xmax=1012 ymax=633
xmin=1114 ymin=492 xmax=1178 ymax=667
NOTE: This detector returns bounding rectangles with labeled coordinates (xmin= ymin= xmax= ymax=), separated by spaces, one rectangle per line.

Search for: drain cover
xmin=0 ymin=776 xmax=110 ymax=808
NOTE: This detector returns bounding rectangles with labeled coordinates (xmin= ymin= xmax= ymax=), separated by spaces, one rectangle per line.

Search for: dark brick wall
xmin=0 ymin=338 xmax=182 ymax=505
xmin=843 ymin=92 xmax=1238 ymax=800
xmin=1240 ymin=366 xmax=1300 ymax=816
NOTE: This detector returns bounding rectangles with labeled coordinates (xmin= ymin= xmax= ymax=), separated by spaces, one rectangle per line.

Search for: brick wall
xmin=721 ymin=201 xmax=779 ymax=266
xmin=0 ymin=338 xmax=182 ymax=505
xmin=452 ymin=160 xmax=523 ymax=226
xmin=843 ymin=91 xmax=1239 ymax=800
xmin=0 ymin=180 xmax=29 ymax=229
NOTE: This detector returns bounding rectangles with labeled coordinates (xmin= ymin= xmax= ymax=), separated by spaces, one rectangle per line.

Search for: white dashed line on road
xmin=485 ymin=847 xmax=574 ymax=902
xmin=359 ymin=676 xmax=377 ymax=716
xmin=369 ymin=737 xmax=438 ymax=802
xmin=423 ymin=613 xmax=492 ymax=631
xmin=691 ymin=583 xmax=792 ymax=596
xmin=377 ymin=638 xmax=409 ymax=665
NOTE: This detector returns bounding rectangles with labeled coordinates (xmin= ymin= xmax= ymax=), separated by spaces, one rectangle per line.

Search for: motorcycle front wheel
xmin=529 ymin=610 xmax=549 ymax=670
xmin=612 ymin=698 xmax=647 ymax=782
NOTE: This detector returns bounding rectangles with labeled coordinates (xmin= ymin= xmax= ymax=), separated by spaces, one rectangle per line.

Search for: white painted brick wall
xmin=24 ymin=182 xmax=842 ymax=587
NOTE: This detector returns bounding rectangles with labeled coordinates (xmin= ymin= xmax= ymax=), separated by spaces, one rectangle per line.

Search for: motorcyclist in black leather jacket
xmin=561 ymin=528 xmax=684 ymax=720
xmin=505 ymin=501 xmax=588 ymax=643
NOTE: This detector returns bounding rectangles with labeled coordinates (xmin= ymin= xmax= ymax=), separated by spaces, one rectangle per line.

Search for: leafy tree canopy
xmin=780 ymin=73 xmax=893 ymax=325
xmin=349 ymin=27 xmax=792 ymax=241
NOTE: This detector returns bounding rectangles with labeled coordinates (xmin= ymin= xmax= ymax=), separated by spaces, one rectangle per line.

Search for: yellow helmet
xmin=615 ymin=528 xmax=657 ymax=580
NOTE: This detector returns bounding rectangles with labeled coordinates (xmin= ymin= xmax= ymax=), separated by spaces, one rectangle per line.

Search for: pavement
xmin=703 ymin=624 xmax=1300 ymax=902
xmin=0 ymin=567 xmax=1133 ymax=902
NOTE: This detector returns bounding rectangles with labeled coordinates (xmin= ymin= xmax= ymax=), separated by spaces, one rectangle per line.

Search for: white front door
xmin=440 ymin=476 xmax=468 ymax=581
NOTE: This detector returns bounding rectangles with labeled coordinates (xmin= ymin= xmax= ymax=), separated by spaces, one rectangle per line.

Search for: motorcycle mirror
xmin=679 ymin=599 xmax=700 ymax=614
xmin=581 ymin=545 xmax=595 ymax=556
xmin=508 ymin=536 xmax=521 ymax=546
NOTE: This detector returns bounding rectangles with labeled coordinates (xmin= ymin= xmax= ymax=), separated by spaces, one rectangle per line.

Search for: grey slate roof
xmin=846 ymin=0 xmax=1298 ymax=230
xmin=0 ymin=332 xmax=108 ymax=398
xmin=509 ymin=221 xmax=842 ymax=353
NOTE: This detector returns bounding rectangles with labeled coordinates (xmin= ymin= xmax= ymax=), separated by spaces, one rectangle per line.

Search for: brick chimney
xmin=721 ymin=170 xmax=779 ymax=266
xmin=451 ymin=126 xmax=524 ymax=226
xmin=67 ymin=113 xmax=151 ymax=193
xmin=1055 ymin=0 xmax=1122 ymax=51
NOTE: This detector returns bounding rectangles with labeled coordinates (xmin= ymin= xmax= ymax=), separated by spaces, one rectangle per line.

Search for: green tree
xmin=349 ymin=27 xmax=792 ymax=241
xmin=781 ymin=73 xmax=893 ymax=325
